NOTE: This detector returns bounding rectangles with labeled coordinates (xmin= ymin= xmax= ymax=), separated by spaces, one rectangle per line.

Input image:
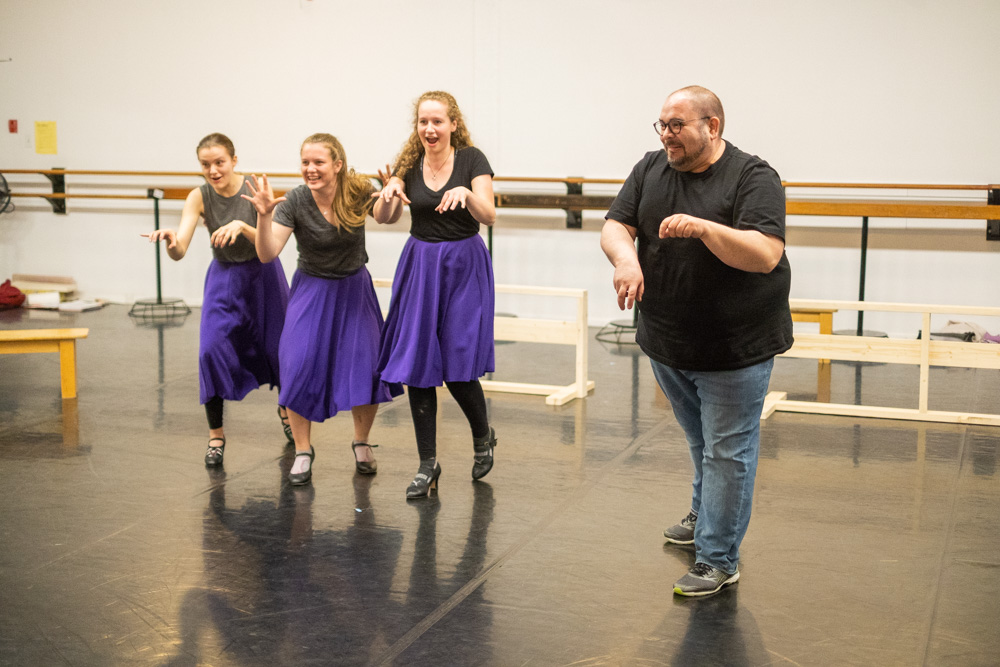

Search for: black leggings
xmin=205 ymin=396 xmax=224 ymax=430
xmin=408 ymin=381 xmax=489 ymax=460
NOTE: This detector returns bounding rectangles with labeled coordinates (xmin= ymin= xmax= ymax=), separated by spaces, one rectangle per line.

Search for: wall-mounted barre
xmin=5 ymin=169 xmax=998 ymax=341
xmin=4 ymin=169 xmax=998 ymax=225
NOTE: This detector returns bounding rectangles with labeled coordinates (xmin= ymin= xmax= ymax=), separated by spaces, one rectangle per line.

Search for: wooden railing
xmin=4 ymin=169 xmax=998 ymax=222
xmin=374 ymin=279 xmax=594 ymax=406
xmin=6 ymin=171 xmax=997 ymax=324
xmin=766 ymin=299 xmax=1000 ymax=427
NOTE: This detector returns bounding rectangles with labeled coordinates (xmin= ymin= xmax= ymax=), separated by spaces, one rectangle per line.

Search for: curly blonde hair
xmin=392 ymin=91 xmax=474 ymax=181
xmin=301 ymin=133 xmax=374 ymax=230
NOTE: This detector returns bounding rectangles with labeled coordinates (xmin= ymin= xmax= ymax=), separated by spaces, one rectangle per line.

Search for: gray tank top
xmin=200 ymin=176 xmax=259 ymax=263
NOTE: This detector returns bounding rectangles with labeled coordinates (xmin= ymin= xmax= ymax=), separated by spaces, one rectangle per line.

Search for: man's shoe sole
xmin=663 ymin=534 xmax=694 ymax=545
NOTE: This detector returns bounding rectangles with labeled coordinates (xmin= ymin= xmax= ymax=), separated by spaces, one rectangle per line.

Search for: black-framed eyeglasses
xmin=653 ymin=117 xmax=711 ymax=135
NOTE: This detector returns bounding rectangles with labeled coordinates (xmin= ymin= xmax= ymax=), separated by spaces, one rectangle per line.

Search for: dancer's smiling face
xmin=300 ymin=143 xmax=342 ymax=192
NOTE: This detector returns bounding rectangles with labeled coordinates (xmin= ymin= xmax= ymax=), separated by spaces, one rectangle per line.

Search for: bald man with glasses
xmin=602 ymin=85 xmax=793 ymax=597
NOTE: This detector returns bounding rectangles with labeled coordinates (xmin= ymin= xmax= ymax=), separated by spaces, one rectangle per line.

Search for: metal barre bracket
xmin=42 ymin=169 xmax=66 ymax=214
xmin=988 ymin=188 xmax=1000 ymax=241
xmin=565 ymin=179 xmax=583 ymax=229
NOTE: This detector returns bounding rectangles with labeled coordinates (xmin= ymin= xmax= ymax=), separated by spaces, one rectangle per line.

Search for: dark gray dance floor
xmin=2 ymin=305 xmax=999 ymax=666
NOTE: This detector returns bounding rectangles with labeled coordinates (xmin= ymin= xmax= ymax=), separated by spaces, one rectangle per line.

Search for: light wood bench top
xmin=0 ymin=328 xmax=90 ymax=342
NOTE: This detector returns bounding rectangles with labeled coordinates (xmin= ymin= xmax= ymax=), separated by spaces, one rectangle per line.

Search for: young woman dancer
xmin=246 ymin=133 xmax=402 ymax=486
xmin=145 ymin=133 xmax=290 ymax=466
xmin=372 ymin=91 xmax=498 ymax=499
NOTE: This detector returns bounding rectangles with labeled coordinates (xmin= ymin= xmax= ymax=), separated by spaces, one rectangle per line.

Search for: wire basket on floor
xmin=128 ymin=297 xmax=191 ymax=327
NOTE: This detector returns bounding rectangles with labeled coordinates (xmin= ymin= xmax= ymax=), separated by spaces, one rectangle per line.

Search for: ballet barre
xmin=373 ymin=279 xmax=595 ymax=406
xmin=784 ymin=183 xmax=1000 ymax=334
xmin=5 ymin=169 xmax=997 ymax=223
xmin=0 ymin=328 xmax=89 ymax=399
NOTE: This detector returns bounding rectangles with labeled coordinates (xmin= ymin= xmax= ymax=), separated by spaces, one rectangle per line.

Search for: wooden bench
xmin=790 ymin=307 xmax=835 ymax=336
xmin=791 ymin=307 xmax=836 ymax=364
xmin=374 ymin=279 xmax=595 ymax=405
xmin=0 ymin=328 xmax=89 ymax=398
xmin=789 ymin=307 xmax=836 ymax=402
xmin=764 ymin=300 xmax=1000 ymax=426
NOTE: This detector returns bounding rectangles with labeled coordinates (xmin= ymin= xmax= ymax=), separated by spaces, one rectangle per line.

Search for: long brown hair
xmin=392 ymin=91 xmax=474 ymax=181
xmin=301 ymin=133 xmax=374 ymax=229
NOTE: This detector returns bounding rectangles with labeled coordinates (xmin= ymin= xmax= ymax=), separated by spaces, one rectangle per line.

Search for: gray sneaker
xmin=663 ymin=510 xmax=697 ymax=544
xmin=673 ymin=562 xmax=740 ymax=597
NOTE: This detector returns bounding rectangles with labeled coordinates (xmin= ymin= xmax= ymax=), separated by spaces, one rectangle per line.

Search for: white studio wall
xmin=1 ymin=0 xmax=999 ymax=335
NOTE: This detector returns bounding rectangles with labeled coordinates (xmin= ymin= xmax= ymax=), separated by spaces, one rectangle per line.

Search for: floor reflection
xmin=167 ymin=457 xmax=405 ymax=665
xmin=3 ymin=305 xmax=1000 ymax=665
xmin=0 ymin=396 xmax=85 ymax=458
xmin=970 ymin=430 xmax=998 ymax=476
xmin=668 ymin=587 xmax=768 ymax=667
xmin=164 ymin=457 xmax=501 ymax=665
xmin=384 ymin=483 xmax=496 ymax=663
xmin=126 ymin=321 xmax=183 ymax=429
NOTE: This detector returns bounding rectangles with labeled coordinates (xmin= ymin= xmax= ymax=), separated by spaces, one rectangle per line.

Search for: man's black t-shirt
xmin=606 ymin=141 xmax=793 ymax=371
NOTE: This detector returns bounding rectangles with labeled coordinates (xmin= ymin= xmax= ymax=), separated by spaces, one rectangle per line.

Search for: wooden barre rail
xmin=785 ymin=199 xmax=1000 ymax=219
xmin=5 ymin=169 xmax=998 ymax=225
xmin=3 ymin=168 xmax=998 ymax=188
xmin=6 ymin=171 xmax=997 ymax=318
xmin=10 ymin=190 xmax=1000 ymax=219
xmin=782 ymin=182 xmax=998 ymax=190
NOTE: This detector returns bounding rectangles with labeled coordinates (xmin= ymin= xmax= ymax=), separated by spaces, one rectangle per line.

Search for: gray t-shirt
xmin=273 ymin=184 xmax=368 ymax=279
xmin=200 ymin=177 xmax=259 ymax=263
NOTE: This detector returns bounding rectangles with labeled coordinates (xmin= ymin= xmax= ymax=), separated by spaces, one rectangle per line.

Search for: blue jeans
xmin=650 ymin=357 xmax=774 ymax=574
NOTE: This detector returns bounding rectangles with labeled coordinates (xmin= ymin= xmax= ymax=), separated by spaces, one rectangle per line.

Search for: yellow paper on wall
xmin=35 ymin=121 xmax=57 ymax=154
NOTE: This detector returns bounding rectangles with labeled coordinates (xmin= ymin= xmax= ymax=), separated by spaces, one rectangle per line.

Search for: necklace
xmin=312 ymin=190 xmax=334 ymax=217
xmin=424 ymin=149 xmax=453 ymax=181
